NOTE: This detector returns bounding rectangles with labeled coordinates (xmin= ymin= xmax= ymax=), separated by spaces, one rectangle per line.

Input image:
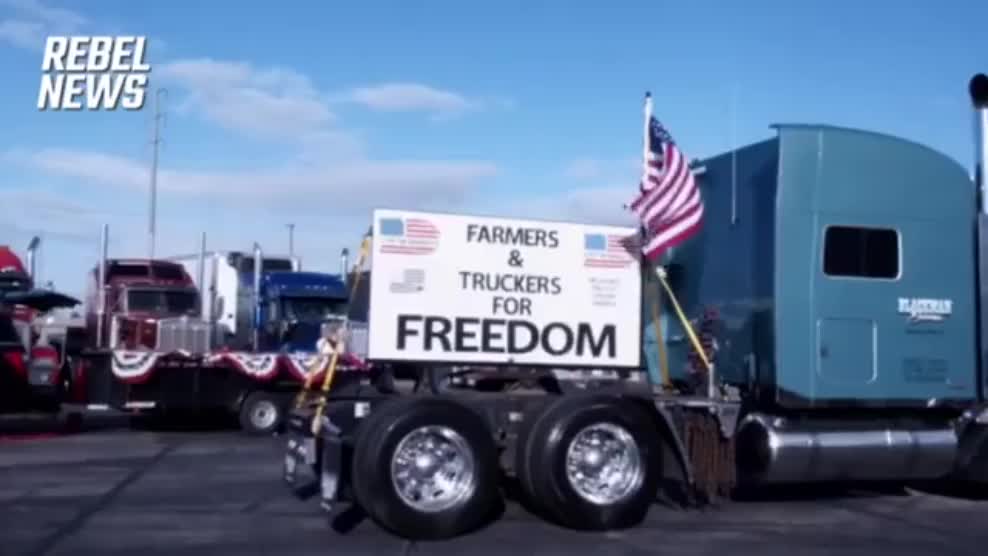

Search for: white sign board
xmin=367 ymin=209 xmax=643 ymax=368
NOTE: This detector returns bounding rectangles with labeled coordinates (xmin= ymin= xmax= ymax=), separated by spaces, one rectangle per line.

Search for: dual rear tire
xmin=515 ymin=394 xmax=664 ymax=531
xmin=349 ymin=396 xmax=502 ymax=540
xmin=348 ymin=393 xmax=663 ymax=540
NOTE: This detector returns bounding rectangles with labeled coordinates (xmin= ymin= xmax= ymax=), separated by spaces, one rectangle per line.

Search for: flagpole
xmin=642 ymin=92 xmax=653 ymax=179
xmin=640 ymin=92 xmax=672 ymax=390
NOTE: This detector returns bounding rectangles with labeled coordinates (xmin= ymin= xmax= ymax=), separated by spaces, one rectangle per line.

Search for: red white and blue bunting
xmin=109 ymin=349 xmax=368 ymax=383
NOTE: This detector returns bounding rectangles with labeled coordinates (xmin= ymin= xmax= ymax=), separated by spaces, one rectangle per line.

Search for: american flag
xmin=583 ymin=233 xmax=638 ymax=268
xmin=377 ymin=217 xmax=440 ymax=255
xmin=627 ymin=95 xmax=704 ymax=262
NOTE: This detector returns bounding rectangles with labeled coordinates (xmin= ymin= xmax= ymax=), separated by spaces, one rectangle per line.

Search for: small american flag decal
xmin=378 ymin=217 xmax=440 ymax=255
xmin=584 ymin=233 xmax=638 ymax=268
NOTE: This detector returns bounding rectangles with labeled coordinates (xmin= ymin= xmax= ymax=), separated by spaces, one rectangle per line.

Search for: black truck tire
xmin=349 ymin=396 xmax=502 ymax=540
xmin=239 ymin=391 xmax=285 ymax=436
xmin=515 ymin=393 xmax=662 ymax=531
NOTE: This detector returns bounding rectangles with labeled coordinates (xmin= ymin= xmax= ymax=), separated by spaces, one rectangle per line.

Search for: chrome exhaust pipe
xmin=252 ymin=242 xmax=262 ymax=352
xmin=969 ymin=73 xmax=988 ymax=214
xmin=96 ymin=224 xmax=109 ymax=348
xmin=340 ymin=247 xmax=350 ymax=287
xmin=197 ymin=232 xmax=212 ymax=351
xmin=197 ymin=232 xmax=206 ymax=295
xmin=26 ymin=236 xmax=40 ymax=284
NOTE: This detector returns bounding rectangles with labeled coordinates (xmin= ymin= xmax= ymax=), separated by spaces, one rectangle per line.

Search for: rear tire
xmin=239 ymin=391 xmax=284 ymax=436
xmin=350 ymin=396 xmax=502 ymax=540
xmin=515 ymin=393 xmax=662 ymax=531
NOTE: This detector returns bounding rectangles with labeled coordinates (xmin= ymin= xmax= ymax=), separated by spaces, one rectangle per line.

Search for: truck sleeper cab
xmin=659 ymin=123 xmax=978 ymax=485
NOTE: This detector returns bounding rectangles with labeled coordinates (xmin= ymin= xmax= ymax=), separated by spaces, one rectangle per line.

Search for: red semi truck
xmin=0 ymin=243 xmax=80 ymax=415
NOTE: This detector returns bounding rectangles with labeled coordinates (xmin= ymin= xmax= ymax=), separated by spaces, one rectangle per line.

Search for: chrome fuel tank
xmin=735 ymin=413 xmax=958 ymax=484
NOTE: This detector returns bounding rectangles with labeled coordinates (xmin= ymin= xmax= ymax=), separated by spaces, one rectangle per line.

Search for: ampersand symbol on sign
xmin=507 ymin=249 xmax=523 ymax=267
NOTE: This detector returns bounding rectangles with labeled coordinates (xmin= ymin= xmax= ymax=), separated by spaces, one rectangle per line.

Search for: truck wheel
xmin=239 ymin=391 xmax=284 ymax=436
xmin=515 ymin=394 xmax=662 ymax=531
xmin=350 ymin=396 xmax=502 ymax=540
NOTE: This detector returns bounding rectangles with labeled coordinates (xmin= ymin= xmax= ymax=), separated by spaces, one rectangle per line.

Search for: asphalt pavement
xmin=2 ymin=415 xmax=988 ymax=556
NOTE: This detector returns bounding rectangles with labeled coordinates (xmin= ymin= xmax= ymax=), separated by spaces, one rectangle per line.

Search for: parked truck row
xmin=280 ymin=74 xmax=988 ymax=540
xmin=0 ymin=227 xmax=368 ymax=434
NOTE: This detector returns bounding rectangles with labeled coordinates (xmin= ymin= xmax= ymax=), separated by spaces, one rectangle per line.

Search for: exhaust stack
xmin=197 ymin=232 xmax=207 ymax=296
xmin=197 ymin=232 xmax=213 ymax=351
xmin=970 ymin=73 xmax=988 ymax=213
xmin=25 ymin=236 xmax=40 ymax=284
xmin=340 ymin=247 xmax=350 ymax=287
xmin=252 ymin=242 xmax=263 ymax=352
xmin=96 ymin=224 xmax=109 ymax=348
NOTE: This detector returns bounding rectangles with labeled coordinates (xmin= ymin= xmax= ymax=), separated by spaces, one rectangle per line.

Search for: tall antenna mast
xmin=730 ymin=82 xmax=738 ymax=225
xmin=148 ymin=88 xmax=167 ymax=258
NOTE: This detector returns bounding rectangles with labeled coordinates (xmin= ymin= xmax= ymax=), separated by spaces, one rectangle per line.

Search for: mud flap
xmin=318 ymin=428 xmax=345 ymax=512
xmin=662 ymin=398 xmax=741 ymax=505
xmin=283 ymin=409 xmax=347 ymax=511
xmin=954 ymin=405 xmax=988 ymax=484
xmin=283 ymin=411 xmax=321 ymax=498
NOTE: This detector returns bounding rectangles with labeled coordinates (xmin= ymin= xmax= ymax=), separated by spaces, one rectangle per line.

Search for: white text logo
xmin=897 ymin=297 xmax=953 ymax=322
xmin=37 ymin=36 xmax=150 ymax=111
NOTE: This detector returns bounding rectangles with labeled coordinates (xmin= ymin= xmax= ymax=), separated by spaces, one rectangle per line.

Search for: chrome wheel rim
xmin=250 ymin=399 xmax=278 ymax=430
xmin=564 ymin=422 xmax=644 ymax=505
xmin=390 ymin=425 xmax=476 ymax=513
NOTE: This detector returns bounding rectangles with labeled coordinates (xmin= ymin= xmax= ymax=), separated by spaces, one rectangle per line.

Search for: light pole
xmin=148 ymin=88 xmax=168 ymax=258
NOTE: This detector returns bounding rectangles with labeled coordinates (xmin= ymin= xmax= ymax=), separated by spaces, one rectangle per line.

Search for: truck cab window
xmin=283 ymin=297 xmax=347 ymax=322
xmin=822 ymin=225 xmax=899 ymax=279
xmin=0 ymin=274 xmax=29 ymax=294
xmin=126 ymin=289 xmax=199 ymax=315
xmin=152 ymin=264 xmax=186 ymax=280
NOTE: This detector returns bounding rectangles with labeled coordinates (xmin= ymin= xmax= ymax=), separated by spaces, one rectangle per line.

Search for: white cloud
xmin=0 ymin=19 xmax=42 ymax=48
xmin=0 ymin=0 xmax=87 ymax=28
xmin=0 ymin=187 xmax=108 ymax=244
xmin=499 ymin=185 xmax=638 ymax=228
xmin=0 ymin=0 xmax=87 ymax=50
xmin=339 ymin=83 xmax=472 ymax=115
xmin=3 ymin=48 xmax=510 ymax=293
xmin=563 ymin=156 xmax=642 ymax=181
xmin=4 ymin=147 xmax=498 ymax=211
xmin=555 ymin=157 xmax=642 ymax=224
xmin=156 ymin=58 xmax=509 ymax=141
xmin=157 ymin=58 xmax=338 ymax=142
xmin=57 ymin=57 xmax=504 ymax=207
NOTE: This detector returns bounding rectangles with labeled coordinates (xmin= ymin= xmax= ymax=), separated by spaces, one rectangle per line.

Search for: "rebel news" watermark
xmin=37 ymin=36 xmax=151 ymax=111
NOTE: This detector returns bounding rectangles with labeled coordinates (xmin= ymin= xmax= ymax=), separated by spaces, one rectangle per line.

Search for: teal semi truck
xmin=281 ymin=74 xmax=988 ymax=540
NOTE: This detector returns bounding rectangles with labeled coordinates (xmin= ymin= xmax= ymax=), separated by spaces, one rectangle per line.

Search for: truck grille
xmin=345 ymin=320 xmax=369 ymax=359
xmin=155 ymin=317 xmax=214 ymax=354
xmin=320 ymin=319 xmax=369 ymax=359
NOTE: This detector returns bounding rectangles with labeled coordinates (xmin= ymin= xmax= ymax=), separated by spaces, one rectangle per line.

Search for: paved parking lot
xmin=2 ymin=416 xmax=988 ymax=556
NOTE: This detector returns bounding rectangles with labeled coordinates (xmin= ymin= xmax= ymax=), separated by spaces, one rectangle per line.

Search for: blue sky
xmin=0 ymin=0 xmax=985 ymax=297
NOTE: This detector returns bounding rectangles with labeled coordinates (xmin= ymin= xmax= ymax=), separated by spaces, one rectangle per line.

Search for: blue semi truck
xmin=281 ymin=74 xmax=988 ymax=540
xmin=253 ymin=269 xmax=349 ymax=353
